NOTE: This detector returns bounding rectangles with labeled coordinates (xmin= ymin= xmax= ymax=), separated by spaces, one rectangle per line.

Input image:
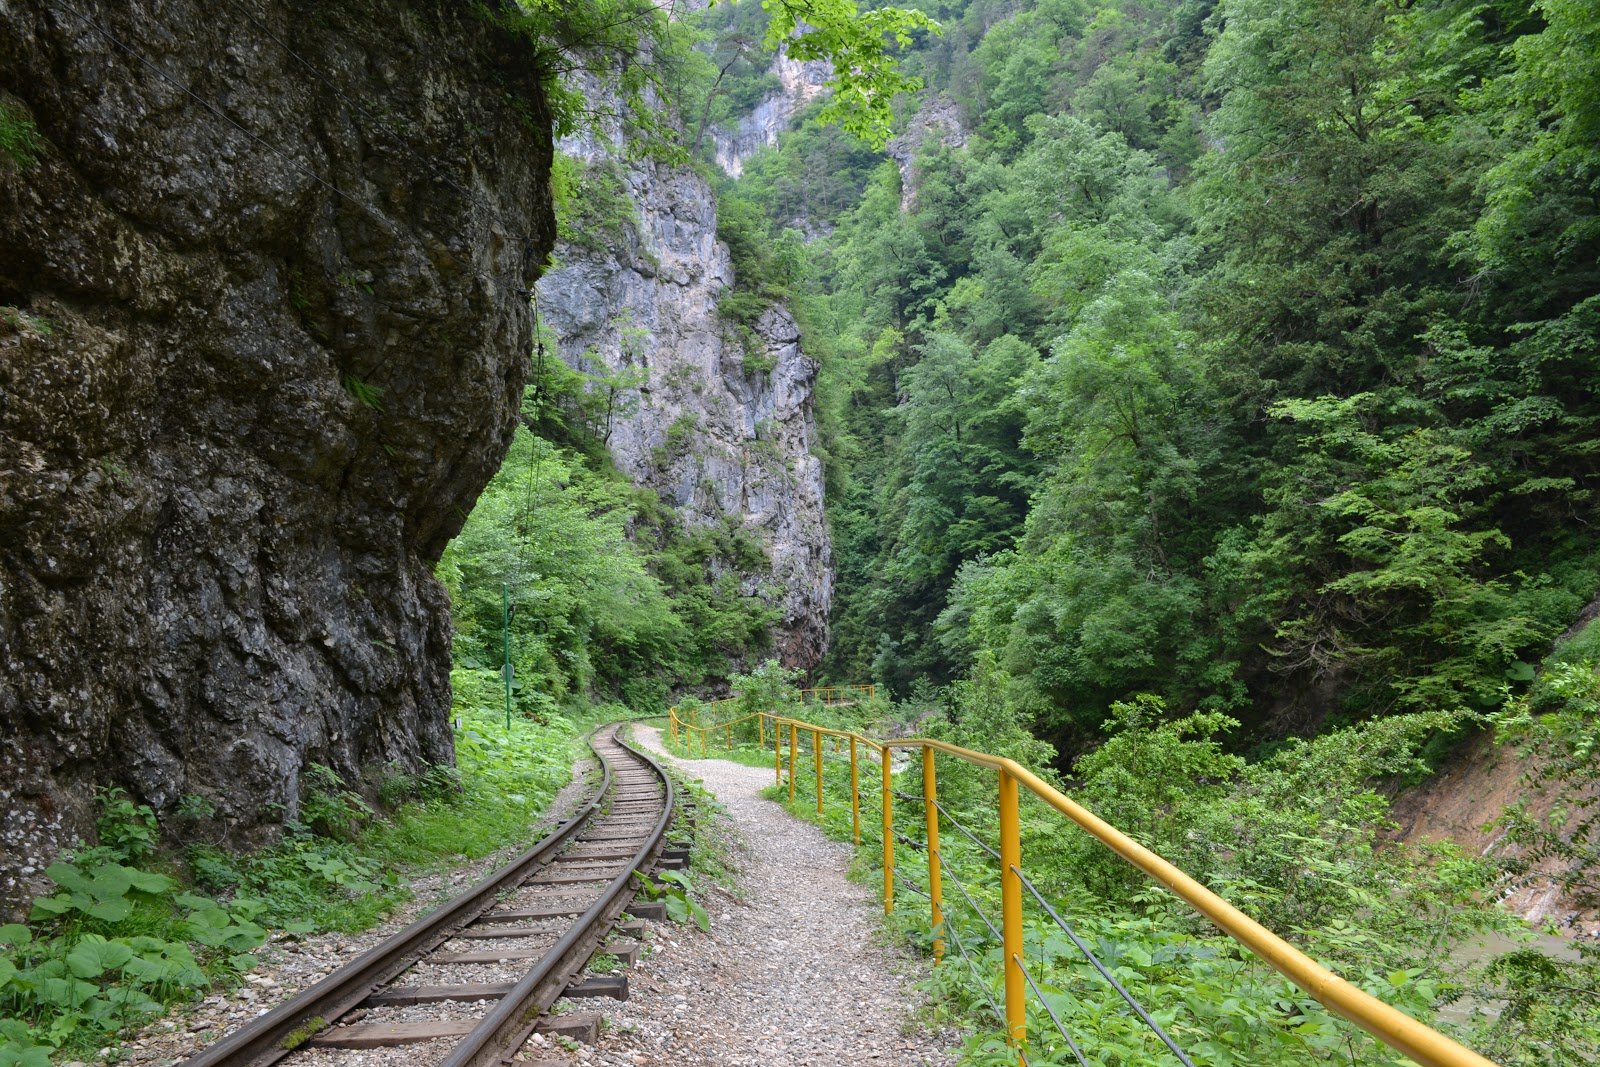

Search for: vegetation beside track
xmin=673 ymin=671 xmax=1597 ymax=1065
xmin=0 ymin=691 xmax=584 ymax=1065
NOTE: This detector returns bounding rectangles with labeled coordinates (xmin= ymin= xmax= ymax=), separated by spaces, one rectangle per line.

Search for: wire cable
xmin=940 ymin=898 xmax=1007 ymax=1029
xmin=934 ymin=848 xmax=1002 ymax=943
xmin=1013 ymin=865 xmax=1196 ymax=1067
xmin=932 ymin=796 xmax=1003 ymax=862
xmin=1014 ymin=952 xmax=1091 ymax=1067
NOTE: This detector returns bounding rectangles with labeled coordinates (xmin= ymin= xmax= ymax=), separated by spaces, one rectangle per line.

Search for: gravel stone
xmin=116 ymin=759 xmax=598 ymax=1065
xmin=573 ymin=725 xmax=957 ymax=1067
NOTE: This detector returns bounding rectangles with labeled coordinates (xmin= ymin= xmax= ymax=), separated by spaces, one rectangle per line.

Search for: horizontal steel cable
xmin=932 ymin=797 xmax=1003 ymax=862
xmin=940 ymin=894 xmax=1007 ymax=1029
xmin=934 ymin=848 xmax=1002 ymax=943
xmin=1015 ymin=951 xmax=1091 ymax=1067
xmin=1013 ymin=865 xmax=1197 ymax=1067
xmin=932 ymin=826 xmax=1092 ymax=1067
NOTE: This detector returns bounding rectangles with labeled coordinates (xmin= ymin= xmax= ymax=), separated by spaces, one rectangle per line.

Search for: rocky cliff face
xmin=710 ymin=52 xmax=830 ymax=177
xmin=0 ymin=0 xmax=555 ymax=914
xmin=887 ymin=94 xmax=969 ymax=212
xmin=538 ymin=149 xmax=831 ymax=670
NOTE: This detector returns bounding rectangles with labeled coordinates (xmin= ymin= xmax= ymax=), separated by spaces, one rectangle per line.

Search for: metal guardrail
xmin=667 ymin=686 xmax=876 ymax=749
xmin=664 ymin=704 xmax=1501 ymax=1067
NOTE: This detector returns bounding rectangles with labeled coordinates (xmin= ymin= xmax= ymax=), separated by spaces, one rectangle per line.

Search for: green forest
xmin=450 ymin=0 xmax=1600 ymax=1061
xmin=749 ymin=0 xmax=1600 ymax=741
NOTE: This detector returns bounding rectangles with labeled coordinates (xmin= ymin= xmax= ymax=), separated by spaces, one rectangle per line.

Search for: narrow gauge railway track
xmin=179 ymin=724 xmax=680 ymax=1067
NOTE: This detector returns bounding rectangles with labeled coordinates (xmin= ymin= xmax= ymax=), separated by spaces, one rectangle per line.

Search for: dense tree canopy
xmin=701 ymin=0 xmax=1600 ymax=749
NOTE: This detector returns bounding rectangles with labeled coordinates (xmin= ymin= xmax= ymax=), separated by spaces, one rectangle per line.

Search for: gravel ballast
xmin=109 ymin=728 xmax=955 ymax=1067
xmin=571 ymin=725 xmax=956 ymax=1067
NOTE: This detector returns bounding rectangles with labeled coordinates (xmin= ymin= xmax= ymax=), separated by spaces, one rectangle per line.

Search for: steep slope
xmin=0 ymin=0 xmax=555 ymax=914
xmin=711 ymin=52 xmax=831 ymax=177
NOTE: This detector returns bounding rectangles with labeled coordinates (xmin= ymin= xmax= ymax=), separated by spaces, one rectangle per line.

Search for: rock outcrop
xmin=538 ymin=151 xmax=832 ymax=670
xmin=710 ymin=52 xmax=830 ymax=177
xmin=887 ymin=94 xmax=969 ymax=211
xmin=0 ymin=0 xmax=555 ymax=914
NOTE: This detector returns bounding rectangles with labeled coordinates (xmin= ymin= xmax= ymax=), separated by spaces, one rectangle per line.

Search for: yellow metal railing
xmin=663 ymin=704 xmax=1500 ymax=1067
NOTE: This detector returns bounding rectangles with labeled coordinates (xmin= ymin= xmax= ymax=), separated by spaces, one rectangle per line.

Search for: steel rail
xmin=179 ymin=722 xmax=671 ymax=1067
xmin=438 ymin=725 xmax=675 ymax=1067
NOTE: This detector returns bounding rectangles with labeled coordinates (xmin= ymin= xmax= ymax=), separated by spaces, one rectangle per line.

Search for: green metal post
xmin=501 ymin=583 xmax=513 ymax=731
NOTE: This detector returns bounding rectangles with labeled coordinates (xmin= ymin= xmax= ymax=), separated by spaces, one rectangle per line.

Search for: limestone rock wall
xmin=0 ymin=0 xmax=555 ymax=914
xmin=710 ymin=52 xmax=830 ymax=178
xmin=538 ymin=151 xmax=831 ymax=670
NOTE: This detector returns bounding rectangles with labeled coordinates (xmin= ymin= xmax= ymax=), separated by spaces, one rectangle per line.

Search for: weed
xmin=0 ymin=811 xmax=266 ymax=1063
xmin=341 ymin=375 xmax=385 ymax=412
xmin=634 ymin=870 xmax=709 ymax=932
xmin=279 ymin=1015 xmax=328 ymax=1050
xmin=299 ymin=765 xmax=373 ymax=842
xmin=1 ymin=307 xmax=57 ymax=336
xmin=0 ymin=104 xmax=42 ymax=167
xmin=94 ymin=788 xmax=159 ymax=863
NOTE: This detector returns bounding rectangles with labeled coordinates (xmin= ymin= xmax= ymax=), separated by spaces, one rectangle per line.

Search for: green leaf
xmin=43 ymin=861 xmax=92 ymax=894
xmin=38 ymin=975 xmax=99 ymax=1009
xmin=122 ymin=868 xmax=175 ymax=895
xmin=27 ymin=895 xmax=74 ymax=920
xmin=86 ymin=897 xmax=134 ymax=923
xmin=0 ymin=1045 xmax=53 ymax=1067
xmin=0 ymin=924 xmax=30 ymax=950
xmin=66 ymin=935 xmax=135 ymax=978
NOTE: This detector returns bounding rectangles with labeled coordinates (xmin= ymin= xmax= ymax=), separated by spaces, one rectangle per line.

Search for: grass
xmin=189 ymin=707 xmax=577 ymax=932
xmin=659 ymin=730 xmax=787 ymax=770
xmin=1 ymin=705 xmax=582 ymax=1063
xmin=0 ymin=105 xmax=42 ymax=167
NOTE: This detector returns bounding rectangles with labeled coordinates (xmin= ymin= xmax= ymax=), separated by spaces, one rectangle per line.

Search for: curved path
xmin=536 ymin=724 xmax=955 ymax=1067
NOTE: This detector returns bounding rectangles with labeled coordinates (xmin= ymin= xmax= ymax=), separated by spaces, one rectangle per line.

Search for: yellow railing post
xmin=700 ymin=725 xmax=707 ymax=758
xmin=850 ymin=735 xmax=861 ymax=845
xmin=923 ymin=745 xmax=944 ymax=964
xmin=759 ymin=712 xmax=765 ymax=751
xmin=725 ymin=723 xmax=731 ymax=750
xmin=788 ymin=722 xmax=798 ymax=805
xmin=669 ymin=708 xmax=678 ymax=745
xmin=882 ymin=743 xmax=894 ymax=915
xmin=813 ymin=728 xmax=823 ymax=815
xmin=772 ymin=716 xmax=782 ymax=785
xmin=999 ymin=767 xmax=1025 ymax=1061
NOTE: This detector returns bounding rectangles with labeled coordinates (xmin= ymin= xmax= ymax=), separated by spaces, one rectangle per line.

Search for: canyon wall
xmin=0 ymin=0 xmax=555 ymax=914
xmin=538 ymin=143 xmax=832 ymax=670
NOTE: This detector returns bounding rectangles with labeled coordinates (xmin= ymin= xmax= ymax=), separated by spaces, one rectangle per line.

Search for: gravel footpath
xmin=557 ymin=725 xmax=956 ymax=1067
xmin=109 ymin=728 xmax=955 ymax=1067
